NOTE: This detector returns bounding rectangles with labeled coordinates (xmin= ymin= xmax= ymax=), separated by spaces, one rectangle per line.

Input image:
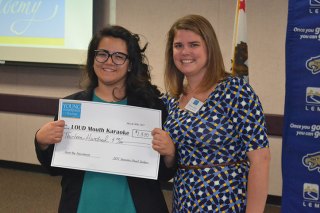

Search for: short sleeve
xmin=229 ymin=77 xmax=269 ymax=152
xmin=161 ymin=93 xmax=169 ymax=108
xmin=161 ymin=93 xmax=175 ymax=112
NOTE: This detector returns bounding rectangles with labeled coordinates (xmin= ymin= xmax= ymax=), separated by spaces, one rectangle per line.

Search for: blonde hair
xmin=164 ymin=14 xmax=228 ymax=98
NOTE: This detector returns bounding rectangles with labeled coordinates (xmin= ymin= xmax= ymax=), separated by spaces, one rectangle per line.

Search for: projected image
xmin=0 ymin=0 xmax=65 ymax=46
xmin=0 ymin=0 xmax=93 ymax=65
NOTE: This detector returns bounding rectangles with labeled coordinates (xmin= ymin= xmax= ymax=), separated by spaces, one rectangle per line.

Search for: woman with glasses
xmin=34 ymin=25 xmax=174 ymax=213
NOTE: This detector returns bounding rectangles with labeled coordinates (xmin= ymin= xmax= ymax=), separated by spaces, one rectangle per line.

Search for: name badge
xmin=185 ymin=97 xmax=204 ymax=113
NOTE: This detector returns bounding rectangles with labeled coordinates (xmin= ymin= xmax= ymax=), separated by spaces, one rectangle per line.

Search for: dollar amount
xmin=132 ymin=129 xmax=151 ymax=139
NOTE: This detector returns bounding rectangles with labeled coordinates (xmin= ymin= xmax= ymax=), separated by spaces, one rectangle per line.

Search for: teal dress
xmin=77 ymin=94 xmax=136 ymax=213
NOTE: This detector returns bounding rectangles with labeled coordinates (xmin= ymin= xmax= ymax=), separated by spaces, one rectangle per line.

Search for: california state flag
xmin=231 ymin=0 xmax=248 ymax=78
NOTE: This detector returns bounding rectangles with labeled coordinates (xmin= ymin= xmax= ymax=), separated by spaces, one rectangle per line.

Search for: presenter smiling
xmin=35 ymin=26 xmax=174 ymax=213
xmin=93 ymin=36 xmax=129 ymax=101
xmin=152 ymin=15 xmax=270 ymax=213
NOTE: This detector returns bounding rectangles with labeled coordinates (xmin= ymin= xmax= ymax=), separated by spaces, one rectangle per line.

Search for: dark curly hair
xmin=82 ymin=25 xmax=161 ymax=106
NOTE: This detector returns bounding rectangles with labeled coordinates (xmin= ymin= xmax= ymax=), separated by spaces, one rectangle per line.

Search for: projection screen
xmin=0 ymin=0 xmax=93 ymax=65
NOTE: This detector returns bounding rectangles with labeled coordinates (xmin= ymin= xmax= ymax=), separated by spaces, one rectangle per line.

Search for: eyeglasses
xmin=94 ymin=49 xmax=129 ymax=65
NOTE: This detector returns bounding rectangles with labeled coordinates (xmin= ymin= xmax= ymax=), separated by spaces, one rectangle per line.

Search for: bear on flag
xmin=231 ymin=0 xmax=248 ymax=78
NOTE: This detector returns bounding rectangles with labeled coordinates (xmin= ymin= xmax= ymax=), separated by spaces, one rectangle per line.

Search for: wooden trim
xmin=265 ymin=114 xmax=284 ymax=136
xmin=0 ymin=160 xmax=47 ymax=173
xmin=0 ymin=93 xmax=58 ymax=116
xmin=0 ymin=93 xmax=284 ymax=136
xmin=266 ymin=195 xmax=282 ymax=206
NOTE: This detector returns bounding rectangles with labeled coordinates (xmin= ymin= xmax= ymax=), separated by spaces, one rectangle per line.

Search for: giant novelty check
xmin=51 ymin=99 xmax=162 ymax=180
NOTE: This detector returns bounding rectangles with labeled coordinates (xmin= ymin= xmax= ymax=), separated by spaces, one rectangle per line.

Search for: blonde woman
xmin=152 ymin=15 xmax=270 ymax=213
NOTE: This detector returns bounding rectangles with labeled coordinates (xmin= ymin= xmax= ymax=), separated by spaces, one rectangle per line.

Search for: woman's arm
xmin=246 ymin=147 xmax=271 ymax=213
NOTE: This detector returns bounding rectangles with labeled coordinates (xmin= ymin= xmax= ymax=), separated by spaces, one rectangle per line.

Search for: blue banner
xmin=282 ymin=0 xmax=320 ymax=212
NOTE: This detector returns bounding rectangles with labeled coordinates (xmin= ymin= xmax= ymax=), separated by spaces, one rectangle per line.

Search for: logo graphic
xmin=306 ymin=55 xmax=320 ymax=75
xmin=305 ymin=87 xmax=320 ymax=112
xmin=309 ymin=0 xmax=320 ymax=14
xmin=303 ymin=183 xmax=319 ymax=201
xmin=302 ymin=151 xmax=320 ymax=172
xmin=306 ymin=87 xmax=320 ymax=105
xmin=193 ymin=99 xmax=200 ymax=105
xmin=61 ymin=102 xmax=81 ymax=118
xmin=310 ymin=0 xmax=320 ymax=7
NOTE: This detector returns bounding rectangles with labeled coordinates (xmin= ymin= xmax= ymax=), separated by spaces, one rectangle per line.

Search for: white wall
xmin=0 ymin=66 xmax=81 ymax=162
xmin=0 ymin=0 xmax=287 ymax=197
xmin=116 ymin=0 xmax=287 ymax=196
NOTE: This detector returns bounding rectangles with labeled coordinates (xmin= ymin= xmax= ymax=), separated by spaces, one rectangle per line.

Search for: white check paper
xmin=51 ymin=99 xmax=161 ymax=180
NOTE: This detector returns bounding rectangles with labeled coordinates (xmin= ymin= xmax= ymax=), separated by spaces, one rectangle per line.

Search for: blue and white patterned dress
xmin=163 ymin=77 xmax=269 ymax=213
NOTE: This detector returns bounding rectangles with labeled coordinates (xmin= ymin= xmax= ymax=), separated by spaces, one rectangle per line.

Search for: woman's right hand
xmin=152 ymin=128 xmax=176 ymax=168
xmin=35 ymin=120 xmax=65 ymax=150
